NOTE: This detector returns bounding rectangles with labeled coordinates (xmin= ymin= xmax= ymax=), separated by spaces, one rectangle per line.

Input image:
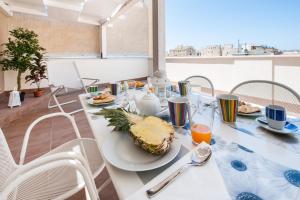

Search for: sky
xmin=166 ymin=0 xmax=300 ymax=51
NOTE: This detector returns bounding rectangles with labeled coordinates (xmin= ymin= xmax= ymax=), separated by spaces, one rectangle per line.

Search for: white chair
xmin=0 ymin=112 xmax=110 ymax=199
xmin=185 ymin=75 xmax=215 ymax=97
xmin=0 ymin=128 xmax=99 ymax=200
xmin=230 ymin=80 xmax=300 ymax=114
xmin=47 ymin=61 xmax=99 ymax=114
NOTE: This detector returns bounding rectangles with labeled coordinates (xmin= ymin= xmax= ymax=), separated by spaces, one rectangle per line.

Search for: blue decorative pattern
xmin=284 ymin=170 xmax=300 ymax=187
xmin=212 ymin=137 xmax=300 ymax=200
xmin=231 ymin=160 xmax=247 ymax=171
xmin=210 ymin=138 xmax=216 ymax=145
xmin=236 ymin=192 xmax=263 ymax=200
xmin=237 ymin=144 xmax=254 ymax=153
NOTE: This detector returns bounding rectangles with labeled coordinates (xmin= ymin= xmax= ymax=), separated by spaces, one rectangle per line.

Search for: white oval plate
xmin=87 ymin=98 xmax=115 ymax=106
xmin=101 ymin=133 xmax=181 ymax=171
xmin=255 ymin=117 xmax=299 ymax=135
xmin=238 ymin=110 xmax=263 ymax=117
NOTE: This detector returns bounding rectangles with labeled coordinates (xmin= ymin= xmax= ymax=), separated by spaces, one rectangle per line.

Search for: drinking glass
xmin=168 ymin=96 xmax=192 ymax=134
xmin=178 ymin=81 xmax=191 ymax=97
xmin=216 ymin=94 xmax=239 ymax=123
xmin=110 ymin=82 xmax=121 ymax=96
xmin=191 ymin=100 xmax=215 ymax=145
xmin=88 ymin=85 xmax=98 ymax=97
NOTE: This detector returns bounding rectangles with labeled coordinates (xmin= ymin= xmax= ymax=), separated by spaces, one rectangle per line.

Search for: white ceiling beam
xmin=0 ymin=1 xmax=13 ymax=16
xmin=78 ymin=14 xmax=100 ymax=25
xmin=102 ymin=0 xmax=139 ymax=25
xmin=44 ymin=0 xmax=83 ymax=12
xmin=10 ymin=4 xmax=47 ymax=16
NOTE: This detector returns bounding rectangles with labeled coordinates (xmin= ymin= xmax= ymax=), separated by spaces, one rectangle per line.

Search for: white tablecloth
xmin=128 ymin=143 xmax=231 ymax=200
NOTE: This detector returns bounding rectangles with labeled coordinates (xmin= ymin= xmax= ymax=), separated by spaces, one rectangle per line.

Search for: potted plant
xmin=0 ymin=27 xmax=45 ymax=101
xmin=25 ymin=51 xmax=47 ymax=97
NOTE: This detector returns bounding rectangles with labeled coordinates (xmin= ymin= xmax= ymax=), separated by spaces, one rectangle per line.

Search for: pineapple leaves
xmin=96 ymin=108 xmax=132 ymax=132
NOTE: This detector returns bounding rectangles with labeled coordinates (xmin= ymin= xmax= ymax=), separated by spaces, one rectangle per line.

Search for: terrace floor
xmin=1 ymin=90 xmax=118 ymax=200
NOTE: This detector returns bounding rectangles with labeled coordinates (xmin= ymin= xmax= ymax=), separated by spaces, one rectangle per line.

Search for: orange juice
xmin=191 ymin=124 xmax=212 ymax=144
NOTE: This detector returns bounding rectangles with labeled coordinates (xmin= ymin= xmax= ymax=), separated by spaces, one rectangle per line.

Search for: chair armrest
xmin=81 ymin=77 xmax=99 ymax=82
xmin=2 ymin=158 xmax=99 ymax=200
xmin=19 ymin=112 xmax=82 ymax=165
xmin=82 ymin=78 xmax=100 ymax=88
xmin=9 ymin=152 xmax=92 ymax=185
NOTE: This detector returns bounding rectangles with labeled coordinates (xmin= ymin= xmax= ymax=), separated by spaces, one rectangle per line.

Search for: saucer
xmin=256 ymin=117 xmax=299 ymax=135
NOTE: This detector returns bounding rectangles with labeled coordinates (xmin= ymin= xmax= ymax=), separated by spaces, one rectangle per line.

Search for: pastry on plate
xmin=93 ymin=92 xmax=115 ymax=104
xmin=135 ymin=81 xmax=145 ymax=88
xmin=93 ymin=92 xmax=110 ymax=100
xmin=238 ymin=104 xmax=261 ymax=114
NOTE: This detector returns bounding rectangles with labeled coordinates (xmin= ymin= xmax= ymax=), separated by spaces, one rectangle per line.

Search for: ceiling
xmin=1 ymin=0 xmax=131 ymax=25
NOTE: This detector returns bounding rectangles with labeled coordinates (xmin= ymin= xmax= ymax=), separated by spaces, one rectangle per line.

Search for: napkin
xmin=128 ymin=143 xmax=231 ymax=200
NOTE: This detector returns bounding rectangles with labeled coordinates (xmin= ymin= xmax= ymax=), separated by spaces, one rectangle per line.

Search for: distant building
xmin=237 ymin=44 xmax=281 ymax=55
xmin=282 ymin=50 xmax=300 ymax=55
xmin=201 ymin=45 xmax=222 ymax=56
xmin=222 ymin=44 xmax=239 ymax=56
xmin=168 ymin=45 xmax=198 ymax=57
xmin=170 ymin=43 xmax=283 ymax=57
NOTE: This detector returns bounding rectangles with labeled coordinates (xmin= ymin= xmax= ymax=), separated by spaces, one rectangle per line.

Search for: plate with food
xmin=135 ymin=81 xmax=146 ymax=89
xmin=238 ymin=101 xmax=263 ymax=117
xmin=87 ymin=92 xmax=116 ymax=106
xmin=98 ymin=109 xmax=181 ymax=171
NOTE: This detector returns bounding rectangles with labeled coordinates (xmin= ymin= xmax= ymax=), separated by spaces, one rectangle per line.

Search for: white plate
xmin=255 ymin=117 xmax=299 ymax=135
xmin=87 ymin=98 xmax=115 ymax=106
xmin=238 ymin=108 xmax=264 ymax=117
xmin=101 ymin=133 xmax=181 ymax=171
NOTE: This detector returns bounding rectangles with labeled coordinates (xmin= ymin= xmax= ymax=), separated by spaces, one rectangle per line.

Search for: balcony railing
xmin=166 ymin=55 xmax=300 ymax=94
xmin=166 ymin=55 xmax=300 ymax=115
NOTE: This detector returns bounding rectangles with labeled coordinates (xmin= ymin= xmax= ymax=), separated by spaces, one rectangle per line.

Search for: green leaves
xmin=96 ymin=108 xmax=131 ymax=132
xmin=0 ymin=27 xmax=45 ymax=90
xmin=25 ymin=51 xmax=47 ymax=90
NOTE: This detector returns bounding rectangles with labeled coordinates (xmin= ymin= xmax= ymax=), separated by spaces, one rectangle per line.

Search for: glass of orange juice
xmin=190 ymin=97 xmax=215 ymax=145
xmin=191 ymin=123 xmax=212 ymax=145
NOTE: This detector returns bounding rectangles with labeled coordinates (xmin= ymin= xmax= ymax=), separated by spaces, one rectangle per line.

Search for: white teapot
xmin=134 ymin=92 xmax=161 ymax=116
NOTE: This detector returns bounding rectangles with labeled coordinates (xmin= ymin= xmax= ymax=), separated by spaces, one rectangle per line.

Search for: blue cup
xmin=265 ymin=105 xmax=286 ymax=130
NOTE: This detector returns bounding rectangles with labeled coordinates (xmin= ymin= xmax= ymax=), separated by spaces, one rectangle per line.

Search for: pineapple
xmin=97 ymin=108 xmax=175 ymax=155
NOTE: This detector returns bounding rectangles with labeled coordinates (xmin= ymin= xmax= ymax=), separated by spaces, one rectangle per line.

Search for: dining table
xmin=79 ymin=90 xmax=300 ymax=200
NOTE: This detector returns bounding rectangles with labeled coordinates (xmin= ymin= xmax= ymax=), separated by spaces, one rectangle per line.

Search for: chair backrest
xmin=47 ymin=61 xmax=84 ymax=90
xmin=0 ymin=129 xmax=17 ymax=190
xmin=230 ymin=80 xmax=300 ymax=115
xmin=185 ymin=75 xmax=215 ymax=96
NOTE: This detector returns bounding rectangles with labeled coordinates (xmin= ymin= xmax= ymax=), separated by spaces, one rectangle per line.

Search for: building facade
xmin=168 ymin=45 xmax=198 ymax=57
xmin=240 ymin=44 xmax=281 ymax=55
xmin=201 ymin=45 xmax=222 ymax=56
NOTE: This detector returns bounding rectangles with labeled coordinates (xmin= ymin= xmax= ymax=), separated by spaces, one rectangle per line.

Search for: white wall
xmin=166 ymin=60 xmax=273 ymax=93
xmin=75 ymin=58 xmax=150 ymax=83
xmin=166 ymin=57 xmax=300 ymax=103
xmin=4 ymin=70 xmax=49 ymax=91
xmin=275 ymin=65 xmax=300 ymax=95
xmin=3 ymin=58 xmax=150 ymax=91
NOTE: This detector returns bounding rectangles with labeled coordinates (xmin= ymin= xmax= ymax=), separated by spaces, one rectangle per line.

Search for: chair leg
xmin=48 ymin=99 xmax=78 ymax=109
xmin=48 ymin=92 xmax=82 ymax=114
xmin=97 ymin=178 xmax=112 ymax=193
xmin=48 ymin=87 xmax=83 ymax=115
